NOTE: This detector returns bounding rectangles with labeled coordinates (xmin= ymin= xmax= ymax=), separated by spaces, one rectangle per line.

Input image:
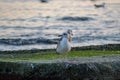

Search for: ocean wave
xmin=72 ymin=35 xmax=120 ymax=43
xmin=59 ymin=16 xmax=95 ymax=21
xmin=0 ymin=35 xmax=119 ymax=45
xmin=0 ymin=25 xmax=46 ymax=30
xmin=0 ymin=38 xmax=58 ymax=45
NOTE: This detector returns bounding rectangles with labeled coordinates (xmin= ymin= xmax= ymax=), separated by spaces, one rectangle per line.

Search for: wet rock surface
xmin=0 ymin=55 xmax=120 ymax=80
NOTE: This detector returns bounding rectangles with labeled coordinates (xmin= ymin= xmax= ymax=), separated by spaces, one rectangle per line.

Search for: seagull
xmin=67 ymin=29 xmax=73 ymax=42
xmin=56 ymin=32 xmax=71 ymax=54
xmin=94 ymin=2 xmax=105 ymax=8
xmin=40 ymin=0 xmax=48 ymax=3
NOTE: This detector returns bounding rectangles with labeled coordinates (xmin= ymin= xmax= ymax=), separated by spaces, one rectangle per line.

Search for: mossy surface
xmin=0 ymin=50 xmax=120 ymax=62
xmin=0 ymin=56 xmax=120 ymax=80
xmin=0 ymin=44 xmax=120 ymax=80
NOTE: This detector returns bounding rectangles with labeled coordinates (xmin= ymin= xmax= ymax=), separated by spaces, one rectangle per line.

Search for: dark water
xmin=0 ymin=0 xmax=120 ymax=51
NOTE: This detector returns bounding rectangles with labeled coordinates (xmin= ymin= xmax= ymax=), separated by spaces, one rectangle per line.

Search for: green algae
xmin=0 ymin=50 xmax=119 ymax=62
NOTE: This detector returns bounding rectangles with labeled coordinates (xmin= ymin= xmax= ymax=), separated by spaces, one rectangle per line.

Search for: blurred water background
xmin=0 ymin=0 xmax=120 ymax=51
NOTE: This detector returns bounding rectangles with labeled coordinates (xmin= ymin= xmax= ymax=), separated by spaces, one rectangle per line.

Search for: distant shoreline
xmin=0 ymin=43 xmax=119 ymax=54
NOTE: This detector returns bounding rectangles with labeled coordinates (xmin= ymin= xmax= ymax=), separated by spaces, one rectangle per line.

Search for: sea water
xmin=0 ymin=0 xmax=120 ymax=51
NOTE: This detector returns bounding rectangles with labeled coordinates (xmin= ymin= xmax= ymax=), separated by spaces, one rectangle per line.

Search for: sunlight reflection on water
xmin=0 ymin=0 xmax=120 ymax=51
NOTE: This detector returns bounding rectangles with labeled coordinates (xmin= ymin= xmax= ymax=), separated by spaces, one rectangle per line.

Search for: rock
xmin=0 ymin=56 xmax=120 ymax=80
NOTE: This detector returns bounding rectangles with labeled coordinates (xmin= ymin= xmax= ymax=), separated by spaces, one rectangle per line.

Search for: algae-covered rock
xmin=0 ymin=56 xmax=120 ymax=80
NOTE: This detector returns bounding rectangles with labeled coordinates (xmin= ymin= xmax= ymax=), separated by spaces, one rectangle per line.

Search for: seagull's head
xmin=58 ymin=29 xmax=73 ymax=38
xmin=62 ymin=32 xmax=68 ymax=38
xmin=67 ymin=29 xmax=73 ymax=36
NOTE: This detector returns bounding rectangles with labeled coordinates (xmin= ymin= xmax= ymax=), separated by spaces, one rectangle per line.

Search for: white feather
xmin=56 ymin=33 xmax=71 ymax=54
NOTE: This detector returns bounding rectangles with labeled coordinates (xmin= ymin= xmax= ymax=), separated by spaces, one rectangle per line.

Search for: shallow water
xmin=0 ymin=0 xmax=120 ymax=51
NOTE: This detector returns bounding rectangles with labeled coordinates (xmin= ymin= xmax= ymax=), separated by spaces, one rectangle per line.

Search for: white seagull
xmin=94 ymin=2 xmax=105 ymax=8
xmin=56 ymin=31 xmax=72 ymax=54
xmin=67 ymin=29 xmax=73 ymax=42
